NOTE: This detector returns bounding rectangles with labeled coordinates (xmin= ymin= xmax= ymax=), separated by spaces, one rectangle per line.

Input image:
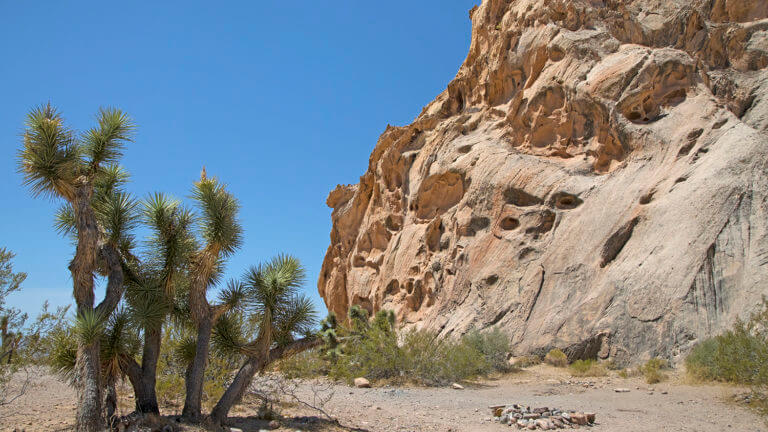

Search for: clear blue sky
xmin=0 ymin=1 xmax=478 ymax=318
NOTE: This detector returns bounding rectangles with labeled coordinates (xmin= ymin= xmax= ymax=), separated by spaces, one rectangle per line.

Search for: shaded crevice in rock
xmin=600 ymin=217 xmax=640 ymax=268
xmin=550 ymin=192 xmax=583 ymax=210
xmin=562 ymin=332 xmax=610 ymax=362
xmin=504 ymin=187 xmax=543 ymax=207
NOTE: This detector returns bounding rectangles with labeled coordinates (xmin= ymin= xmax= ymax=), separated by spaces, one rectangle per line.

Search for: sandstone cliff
xmin=319 ymin=0 xmax=768 ymax=364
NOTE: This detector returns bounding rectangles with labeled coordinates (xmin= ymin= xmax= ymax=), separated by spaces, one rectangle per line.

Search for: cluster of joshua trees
xmin=17 ymin=104 xmax=320 ymax=431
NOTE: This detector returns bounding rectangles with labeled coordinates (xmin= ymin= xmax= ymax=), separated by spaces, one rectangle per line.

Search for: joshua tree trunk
xmin=209 ymin=337 xmax=319 ymax=425
xmin=209 ymin=356 xmax=260 ymax=425
xmin=74 ymin=343 xmax=104 ymax=432
xmin=135 ymin=328 xmax=161 ymax=414
xmin=105 ymin=375 xmax=118 ymax=428
xmin=70 ymin=182 xmax=127 ymax=432
xmin=181 ymin=315 xmax=213 ymax=422
xmin=71 ymin=183 xmax=105 ymax=432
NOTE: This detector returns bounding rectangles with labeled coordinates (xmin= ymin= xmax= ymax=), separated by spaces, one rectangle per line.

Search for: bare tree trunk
xmin=135 ymin=327 xmax=161 ymax=414
xmin=75 ymin=342 xmax=104 ymax=432
xmin=209 ymin=337 xmax=320 ymax=425
xmin=181 ymin=315 xmax=212 ymax=422
xmin=209 ymin=357 xmax=260 ymax=425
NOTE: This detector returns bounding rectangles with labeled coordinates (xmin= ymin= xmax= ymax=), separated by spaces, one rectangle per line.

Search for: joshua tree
xmin=119 ymin=193 xmax=196 ymax=414
xmin=181 ymin=172 xmax=244 ymax=422
xmin=209 ymin=254 xmax=318 ymax=425
xmin=18 ymin=104 xmax=137 ymax=431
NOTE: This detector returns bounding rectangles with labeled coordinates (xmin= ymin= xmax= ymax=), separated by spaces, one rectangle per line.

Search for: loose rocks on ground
xmin=491 ymin=403 xmax=596 ymax=429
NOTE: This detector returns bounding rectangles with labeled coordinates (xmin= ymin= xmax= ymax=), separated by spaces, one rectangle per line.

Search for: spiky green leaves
xmin=142 ymin=193 xmax=197 ymax=296
xmin=19 ymin=104 xmax=135 ymax=202
xmin=191 ymin=177 xmax=242 ymax=258
xmin=96 ymin=191 xmax=140 ymax=250
xmin=82 ymin=107 xmax=135 ymax=170
xmin=49 ymin=327 xmax=78 ymax=383
xmin=218 ymin=279 xmax=247 ymax=312
xmin=212 ymin=312 xmax=247 ymax=358
xmin=243 ymin=254 xmax=306 ymax=315
xmin=18 ymin=103 xmax=81 ymax=200
xmin=53 ymin=165 xmax=139 ymax=251
xmin=49 ymin=308 xmax=141 ymax=384
xmin=101 ymin=308 xmax=141 ymax=379
xmin=272 ymin=295 xmax=317 ymax=347
xmin=73 ymin=309 xmax=107 ymax=345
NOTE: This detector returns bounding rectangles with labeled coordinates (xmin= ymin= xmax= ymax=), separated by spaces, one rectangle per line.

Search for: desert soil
xmin=1 ymin=365 xmax=765 ymax=432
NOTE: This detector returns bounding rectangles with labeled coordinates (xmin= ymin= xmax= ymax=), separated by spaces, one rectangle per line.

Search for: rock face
xmin=319 ymin=0 xmax=768 ymax=364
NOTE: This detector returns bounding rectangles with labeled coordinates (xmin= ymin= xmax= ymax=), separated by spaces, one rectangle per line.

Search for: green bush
xmin=640 ymin=358 xmax=667 ymax=384
xmin=544 ymin=349 xmax=568 ymax=367
xmin=318 ymin=307 xmax=512 ymax=386
xmin=569 ymin=359 xmax=607 ymax=377
xmin=686 ymin=297 xmax=768 ymax=414
xmin=462 ymin=328 xmax=512 ymax=373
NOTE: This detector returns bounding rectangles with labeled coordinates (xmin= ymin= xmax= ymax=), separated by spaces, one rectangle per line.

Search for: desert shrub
xmin=640 ymin=358 xmax=667 ymax=384
xmin=277 ymin=349 xmax=327 ymax=379
xmin=514 ymin=355 xmax=541 ymax=368
xmin=569 ymin=359 xmax=607 ymax=377
xmin=686 ymin=298 xmax=768 ymax=413
xmin=323 ymin=307 xmax=511 ymax=386
xmin=462 ymin=328 xmax=512 ymax=373
xmin=544 ymin=349 xmax=568 ymax=367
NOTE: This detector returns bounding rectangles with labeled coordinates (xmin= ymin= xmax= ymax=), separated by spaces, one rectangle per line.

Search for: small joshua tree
xmin=209 ymin=255 xmax=318 ymax=425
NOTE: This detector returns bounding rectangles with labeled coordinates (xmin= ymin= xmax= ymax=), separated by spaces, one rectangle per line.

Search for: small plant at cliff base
xmin=686 ymin=297 xmax=768 ymax=414
xmin=569 ymin=359 xmax=608 ymax=377
xmin=462 ymin=328 xmax=513 ymax=373
xmin=640 ymin=357 xmax=668 ymax=384
xmin=324 ymin=306 xmax=511 ymax=386
xmin=544 ymin=349 xmax=568 ymax=368
xmin=513 ymin=355 xmax=542 ymax=368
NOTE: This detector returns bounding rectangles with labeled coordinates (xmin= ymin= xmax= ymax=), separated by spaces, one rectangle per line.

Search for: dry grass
xmin=569 ymin=359 xmax=607 ymax=377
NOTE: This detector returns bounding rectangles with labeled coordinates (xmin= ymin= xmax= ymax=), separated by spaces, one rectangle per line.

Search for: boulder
xmin=353 ymin=377 xmax=371 ymax=388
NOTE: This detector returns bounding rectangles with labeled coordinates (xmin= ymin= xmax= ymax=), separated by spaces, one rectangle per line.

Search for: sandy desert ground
xmin=1 ymin=365 xmax=765 ymax=432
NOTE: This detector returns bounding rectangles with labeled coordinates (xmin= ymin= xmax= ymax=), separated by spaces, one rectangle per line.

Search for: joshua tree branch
xmin=95 ymin=244 xmax=125 ymax=318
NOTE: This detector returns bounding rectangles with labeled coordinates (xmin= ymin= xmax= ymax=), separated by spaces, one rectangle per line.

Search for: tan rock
xmin=319 ymin=0 xmax=768 ymax=363
xmin=353 ymin=377 xmax=371 ymax=388
xmin=570 ymin=413 xmax=588 ymax=425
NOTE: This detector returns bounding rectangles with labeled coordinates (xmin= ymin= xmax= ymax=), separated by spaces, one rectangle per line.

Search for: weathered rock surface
xmin=319 ymin=0 xmax=768 ymax=364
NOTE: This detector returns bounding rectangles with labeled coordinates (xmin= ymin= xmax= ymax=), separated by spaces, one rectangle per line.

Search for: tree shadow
xmin=227 ymin=415 xmax=369 ymax=432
